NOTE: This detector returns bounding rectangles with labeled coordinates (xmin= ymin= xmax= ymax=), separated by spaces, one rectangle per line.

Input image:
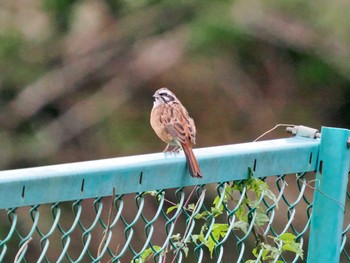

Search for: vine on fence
xmin=139 ymin=170 xmax=303 ymax=262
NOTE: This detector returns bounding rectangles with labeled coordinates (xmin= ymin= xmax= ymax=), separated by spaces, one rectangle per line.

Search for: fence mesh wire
xmin=0 ymin=172 xmax=349 ymax=262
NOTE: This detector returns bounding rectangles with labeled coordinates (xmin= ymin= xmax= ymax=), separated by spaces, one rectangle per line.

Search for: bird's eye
xmin=158 ymin=91 xmax=175 ymax=103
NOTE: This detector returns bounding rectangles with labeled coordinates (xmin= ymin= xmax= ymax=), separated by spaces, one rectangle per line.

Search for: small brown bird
xmin=150 ymin=87 xmax=202 ymax=178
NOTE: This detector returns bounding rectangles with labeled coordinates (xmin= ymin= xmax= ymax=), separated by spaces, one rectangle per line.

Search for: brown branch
xmin=97 ymin=187 xmax=116 ymax=262
xmin=14 ymin=237 xmax=33 ymax=263
xmin=169 ymin=188 xmax=205 ymax=263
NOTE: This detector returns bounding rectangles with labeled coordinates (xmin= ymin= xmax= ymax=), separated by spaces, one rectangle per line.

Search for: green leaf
xmin=171 ymin=233 xmax=181 ymax=241
xmin=211 ymin=206 xmax=223 ymax=217
xmin=269 ymin=233 xmax=304 ymax=259
xmin=278 ymin=233 xmax=296 ymax=242
xmin=261 ymin=249 xmax=272 ymax=260
xmin=211 ymin=195 xmax=224 ymax=216
xmin=166 ymin=205 xmax=179 ymax=214
xmin=211 ymin=223 xmax=229 ymax=240
xmin=145 ymin=191 xmax=158 ymax=196
xmin=194 ymin=210 xmax=210 ymax=219
xmin=282 ymin=243 xmax=303 ymax=259
xmin=232 ymin=220 xmax=249 ymax=234
xmin=248 ymin=199 xmax=260 ymax=208
xmin=207 ymin=224 xmax=229 ymax=258
xmin=182 ymin=246 xmax=189 ymax=257
xmin=187 ymin=203 xmax=196 ymax=211
xmin=263 ymin=189 xmax=278 ymax=206
xmin=262 ymin=244 xmax=280 ymax=259
xmin=191 ymin=234 xmax=201 ymax=244
xmin=252 ymin=247 xmax=259 ymax=257
xmin=205 ymin=237 xmax=217 ymax=258
xmin=192 ymin=233 xmax=217 ymax=258
xmin=213 ymin=195 xmax=221 ymax=207
xmin=235 ymin=205 xmax=247 ymax=222
xmin=255 ymin=212 xmax=270 ymax=226
xmin=192 ymin=224 xmax=228 ymax=259
xmin=135 ymin=246 xmax=162 ymax=263
xmin=231 ymin=182 xmax=244 ymax=192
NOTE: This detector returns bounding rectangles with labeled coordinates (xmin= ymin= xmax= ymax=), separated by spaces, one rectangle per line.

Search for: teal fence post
xmin=307 ymin=127 xmax=350 ymax=262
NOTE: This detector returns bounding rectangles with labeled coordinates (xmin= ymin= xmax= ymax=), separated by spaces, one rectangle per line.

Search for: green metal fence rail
xmin=0 ymin=126 xmax=349 ymax=262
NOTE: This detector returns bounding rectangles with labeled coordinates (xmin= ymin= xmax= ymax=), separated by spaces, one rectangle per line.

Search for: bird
xmin=150 ymin=87 xmax=202 ymax=178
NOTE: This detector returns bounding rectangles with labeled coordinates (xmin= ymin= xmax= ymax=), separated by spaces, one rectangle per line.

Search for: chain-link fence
xmin=0 ymin=126 xmax=349 ymax=262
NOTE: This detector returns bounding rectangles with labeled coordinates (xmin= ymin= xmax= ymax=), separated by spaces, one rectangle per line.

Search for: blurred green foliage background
xmin=1 ymin=1 xmax=350 ymax=262
xmin=0 ymin=0 xmax=349 ymax=169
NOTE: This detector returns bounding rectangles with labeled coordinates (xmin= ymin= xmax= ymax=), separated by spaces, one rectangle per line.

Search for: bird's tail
xmin=182 ymin=143 xmax=202 ymax=178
